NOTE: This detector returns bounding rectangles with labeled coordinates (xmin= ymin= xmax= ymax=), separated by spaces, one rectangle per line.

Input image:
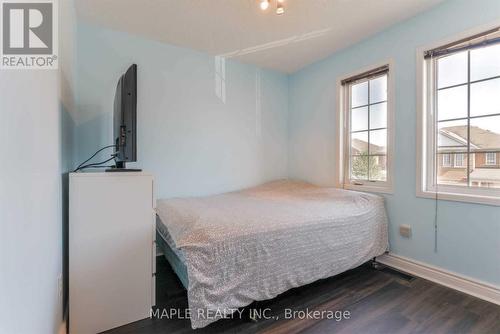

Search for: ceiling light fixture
xmin=276 ymin=2 xmax=284 ymax=15
xmin=259 ymin=0 xmax=285 ymax=15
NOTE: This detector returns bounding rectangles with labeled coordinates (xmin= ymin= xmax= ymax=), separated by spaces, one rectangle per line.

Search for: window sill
xmin=343 ymin=183 xmax=394 ymax=195
xmin=417 ymin=189 xmax=500 ymax=207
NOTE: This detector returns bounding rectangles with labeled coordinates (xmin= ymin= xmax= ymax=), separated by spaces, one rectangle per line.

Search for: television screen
xmin=113 ymin=64 xmax=137 ymax=169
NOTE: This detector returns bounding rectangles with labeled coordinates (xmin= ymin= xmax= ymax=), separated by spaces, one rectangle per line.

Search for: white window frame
xmin=441 ymin=153 xmax=453 ymax=168
xmin=485 ymin=152 xmax=497 ymax=166
xmin=442 ymin=154 xmax=452 ymax=167
xmin=335 ymin=60 xmax=395 ymax=194
xmin=416 ymin=22 xmax=500 ymax=206
xmin=454 ymin=153 xmax=466 ymax=168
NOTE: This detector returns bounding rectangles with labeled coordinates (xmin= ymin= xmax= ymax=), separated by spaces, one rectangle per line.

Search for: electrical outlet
xmin=58 ymin=274 xmax=63 ymax=298
xmin=399 ymin=224 xmax=412 ymax=238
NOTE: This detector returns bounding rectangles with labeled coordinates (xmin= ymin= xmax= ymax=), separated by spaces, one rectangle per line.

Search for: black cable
xmin=74 ymin=144 xmax=116 ymax=172
xmin=75 ymin=156 xmax=117 ymax=172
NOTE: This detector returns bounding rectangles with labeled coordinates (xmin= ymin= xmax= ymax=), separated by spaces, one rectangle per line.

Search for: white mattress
xmin=156 ymin=180 xmax=388 ymax=329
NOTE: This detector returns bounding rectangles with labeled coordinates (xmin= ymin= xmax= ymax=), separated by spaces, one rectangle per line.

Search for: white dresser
xmin=69 ymin=172 xmax=156 ymax=334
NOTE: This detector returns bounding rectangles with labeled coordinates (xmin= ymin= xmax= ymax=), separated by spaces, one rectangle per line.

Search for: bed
xmin=156 ymin=217 xmax=189 ymax=289
xmin=156 ymin=180 xmax=388 ymax=329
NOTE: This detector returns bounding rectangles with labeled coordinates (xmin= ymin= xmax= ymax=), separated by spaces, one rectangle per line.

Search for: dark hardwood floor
xmin=104 ymin=256 xmax=500 ymax=334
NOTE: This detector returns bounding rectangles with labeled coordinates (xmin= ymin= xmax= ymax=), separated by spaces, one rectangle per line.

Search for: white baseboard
xmin=376 ymin=253 xmax=500 ymax=306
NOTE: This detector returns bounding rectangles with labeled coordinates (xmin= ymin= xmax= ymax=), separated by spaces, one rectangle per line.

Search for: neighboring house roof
xmin=351 ymin=138 xmax=384 ymax=154
xmin=441 ymin=126 xmax=500 ymax=151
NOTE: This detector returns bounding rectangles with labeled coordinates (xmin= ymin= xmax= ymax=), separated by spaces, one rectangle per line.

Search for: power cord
xmin=75 ymin=156 xmax=117 ymax=172
xmin=73 ymin=145 xmax=117 ymax=172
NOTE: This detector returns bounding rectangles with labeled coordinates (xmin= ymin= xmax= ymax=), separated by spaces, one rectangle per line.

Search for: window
xmin=454 ymin=153 xmax=466 ymax=168
xmin=336 ymin=62 xmax=394 ymax=193
xmin=486 ymin=152 xmax=497 ymax=166
xmin=417 ymin=26 xmax=500 ymax=205
xmin=442 ymin=154 xmax=452 ymax=167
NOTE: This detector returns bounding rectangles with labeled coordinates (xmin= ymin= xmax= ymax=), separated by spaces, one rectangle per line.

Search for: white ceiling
xmin=75 ymin=0 xmax=445 ymax=73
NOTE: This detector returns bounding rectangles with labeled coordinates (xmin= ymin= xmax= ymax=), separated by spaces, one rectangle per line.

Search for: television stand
xmin=69 ymin=172 xmax=155 ymax=333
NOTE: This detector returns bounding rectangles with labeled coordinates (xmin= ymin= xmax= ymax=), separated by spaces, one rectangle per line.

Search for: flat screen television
xmin=108 ymin=64 xmax=141 ymax=172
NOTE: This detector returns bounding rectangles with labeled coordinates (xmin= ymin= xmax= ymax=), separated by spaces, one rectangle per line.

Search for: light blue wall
xmin=0 ymin=0 xmax=79 ymax=331
xmin=75 ymin=0 xmax=499 ymax=286
xmin=76 ymin=23 xmax=289 ymax=198
xmin=0 ymin=72 xmax=62 ymax=334
xmin=288 ymin=0 xmax=500 ymax=286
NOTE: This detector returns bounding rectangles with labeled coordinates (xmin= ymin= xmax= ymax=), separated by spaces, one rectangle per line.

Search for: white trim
xmin=416 ymin=20 xmax=500 ymax=206
xmin=416 ymin=45 xmax=427 ymax=203
xmin=343 ymin=182 xmax=394 ymax=194
xmin=335 ymin=59 xmax=395 ymax=194
xmin=417 ymin=188 xmax=500 ymax=206
xmin=377 ymin=253 xmax=500 ymax=306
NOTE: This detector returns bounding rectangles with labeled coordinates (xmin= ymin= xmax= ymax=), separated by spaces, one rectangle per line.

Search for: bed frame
xmin=156 ymin=230 xmax=189 ymax=289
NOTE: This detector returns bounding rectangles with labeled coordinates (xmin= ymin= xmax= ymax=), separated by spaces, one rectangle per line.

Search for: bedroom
xmin=0 ymin=0 xmax=499 ymax=333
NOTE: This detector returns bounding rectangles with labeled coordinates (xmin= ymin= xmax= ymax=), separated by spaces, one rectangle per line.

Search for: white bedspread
xmin=156 ymin=180 xmax=388 ymax=329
